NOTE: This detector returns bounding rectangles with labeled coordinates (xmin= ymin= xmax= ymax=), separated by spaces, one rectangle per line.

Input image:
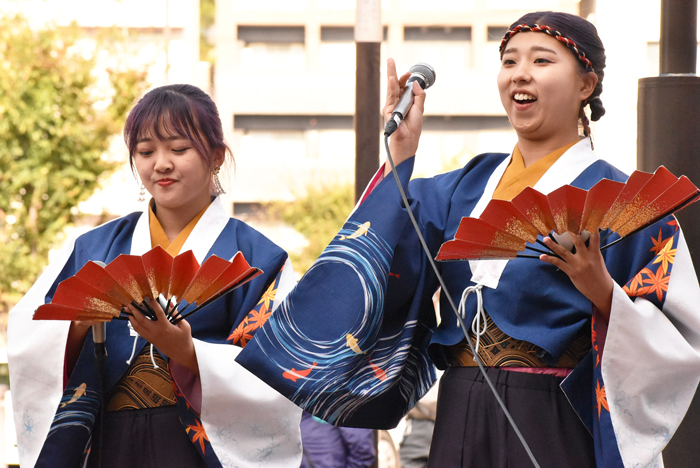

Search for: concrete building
xmin=215 ymin=0 xmax=583 ymax=208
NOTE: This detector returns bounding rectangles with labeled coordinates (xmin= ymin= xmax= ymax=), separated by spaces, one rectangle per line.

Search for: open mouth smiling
xmin=513 ymin=92 xmax=537 ymax=104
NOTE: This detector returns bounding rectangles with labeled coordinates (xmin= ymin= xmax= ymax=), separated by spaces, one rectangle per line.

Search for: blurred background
xmin=0 ymin=0 xmax=690 ymax=466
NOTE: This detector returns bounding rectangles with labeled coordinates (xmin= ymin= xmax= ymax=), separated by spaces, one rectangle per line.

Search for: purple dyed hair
xmin=124 ymin=84 xmax=233 ymax=172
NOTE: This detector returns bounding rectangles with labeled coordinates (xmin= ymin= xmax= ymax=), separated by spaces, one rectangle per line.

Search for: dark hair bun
xmin=589 ymin=96 xmax=606 ymax=121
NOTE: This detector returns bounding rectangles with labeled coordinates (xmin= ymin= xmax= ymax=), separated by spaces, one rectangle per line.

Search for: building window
xmin=402 ymin=26 xmax=472 ymax=73
xmin=238 ymin=26 xmax=306 ymax=71
xmin=232 ymin=115 xmax=357 ymax=202
xmin=487 ymin=26 xmax=508 ymax=42
xmin=319 ymin=26 xmax=388 ymax=72
xmin=320 ymin=26 xmax=355 ymax=72
xmin=238 ymin=26 xmax=305 ymax=44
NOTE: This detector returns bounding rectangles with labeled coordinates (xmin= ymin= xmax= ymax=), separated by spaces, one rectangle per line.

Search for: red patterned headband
xmin=499 ymin=24 xmax=594 ymax=71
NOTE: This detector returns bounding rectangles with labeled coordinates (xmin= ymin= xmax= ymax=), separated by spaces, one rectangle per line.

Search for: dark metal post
xmin=638 ymin=1 xmax=700 ymax=465
xmin=660 ymin=0 xmax=697 ymax=74
xmin=354 ymin=0 xmax=382 ymax=203
xmin=355 ymin=4 xmax=382 ymax=466
xmin=638 ymin=0 xmax=700 ymax=273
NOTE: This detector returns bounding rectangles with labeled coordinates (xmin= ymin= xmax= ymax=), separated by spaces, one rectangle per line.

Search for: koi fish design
xmin=283 ymin=362 xmax=318 ymax=382
xmin=61 ymin=383 xmax=87 ymax=407
xmin=346 ymin=333 xmax=365 ymax=354
xmin=370 ymin=361 xmax=388 ymax=382
xmin=339 ymin=222 xmax=371 ymax=241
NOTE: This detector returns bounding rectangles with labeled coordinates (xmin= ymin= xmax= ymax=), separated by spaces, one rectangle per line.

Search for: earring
xmin=138 ymin=183 xmax=146 ymax=202
xmin=213 ymin=167 xmax=226 ymax=195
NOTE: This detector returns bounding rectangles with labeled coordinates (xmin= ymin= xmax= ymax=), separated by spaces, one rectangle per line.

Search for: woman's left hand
xmin=127 ymin=298 xmax=199 ymax=375
xmin=540 ymin=229 xmax=613 ymax=319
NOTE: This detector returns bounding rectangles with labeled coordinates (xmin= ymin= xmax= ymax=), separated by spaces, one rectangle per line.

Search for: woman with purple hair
xmin=236 ymin=11 xmax=700 ymax=467
xmin=8 ymin=84 xmax=302 ymax=467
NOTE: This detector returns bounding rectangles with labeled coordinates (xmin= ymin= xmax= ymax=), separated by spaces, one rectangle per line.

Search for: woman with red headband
xmin=237 ymin=11 xmax=700 ymax=467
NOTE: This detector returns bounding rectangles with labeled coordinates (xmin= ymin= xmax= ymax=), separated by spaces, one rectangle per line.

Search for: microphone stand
xmin=92 ymin=322 xmax=107 ymax=468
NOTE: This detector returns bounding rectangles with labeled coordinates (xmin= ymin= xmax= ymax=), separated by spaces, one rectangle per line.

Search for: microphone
xmin=384 ymin=62 xmax=436 ymax=136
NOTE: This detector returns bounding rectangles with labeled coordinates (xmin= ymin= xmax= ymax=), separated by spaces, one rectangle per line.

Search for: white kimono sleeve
xmin=174 ymin=257 xmax=302 ymax=468
xmin=7 ymin=238 xmax=75 ymax=468
xmin=603 ymin=229 xmax=700 ymax=467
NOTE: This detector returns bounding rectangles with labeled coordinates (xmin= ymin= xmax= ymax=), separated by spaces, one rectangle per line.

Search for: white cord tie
xmin=149 ymin=344 xmax=159 ymax=369
xmin=126 ymin=321 xmax=139 ymax=365
xmin=125 ymin=322 xmax=159 ymax=369
xmin=458 ymin=284 xmax=486 ymax=354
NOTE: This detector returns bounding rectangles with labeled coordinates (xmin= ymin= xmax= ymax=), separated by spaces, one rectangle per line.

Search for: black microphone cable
xmin=383 ymin=132 xmax=541 ymax=468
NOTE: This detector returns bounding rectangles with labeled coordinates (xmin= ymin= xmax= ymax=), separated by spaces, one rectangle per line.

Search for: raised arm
xmin=383 ymin=58 xmax=427 ymax=176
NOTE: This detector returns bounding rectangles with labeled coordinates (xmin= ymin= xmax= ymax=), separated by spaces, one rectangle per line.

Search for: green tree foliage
xmin=271 ymin=184 xmax=355 ymax=275
xmin=0 ymin=15 xmax=147 ymax=312
xmin=200 ymin=0 xmax=215 ymax=64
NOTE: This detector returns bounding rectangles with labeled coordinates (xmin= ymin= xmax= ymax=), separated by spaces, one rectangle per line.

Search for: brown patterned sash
xmin=445 ymin=311 xmax=590 ymax=368
xmin=105 ymin=347 xmax=176 ymax=412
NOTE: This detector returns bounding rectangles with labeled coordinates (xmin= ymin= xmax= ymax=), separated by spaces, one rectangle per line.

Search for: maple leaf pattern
xmin=258 ymin=281 xmax=278 ymax=310
xmin=642 ymin=266 xmax=670 ymax=303
xmin=186 ymin=419 xmax=209 ymax=454
xmin=596 ymin=380 xmax=610 ymax=419
xmin=248 ymin=303 xmax=272 ymax=330
xmin=623 ymin=268 xmax=652 ymax=296
xmin=649 ymin=229 xmax=668 ymax=256
xmin=667 ymin=219 xmax=679 ymax=230
xmin=652 ymin=239 xmax=676 ymax=275
xmin=228 ymin=318 xmax=255 ymax=347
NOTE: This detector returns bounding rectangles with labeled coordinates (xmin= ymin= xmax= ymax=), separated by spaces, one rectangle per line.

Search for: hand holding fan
xmin=436 ymin=166 xmax=700 ymax=261
xmin=33 ymin=246 xmax=263 ymax=323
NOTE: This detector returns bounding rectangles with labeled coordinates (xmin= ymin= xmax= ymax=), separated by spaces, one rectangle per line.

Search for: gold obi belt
xmin=105 ymin=346 xmax=177 ymax=412
xmin=445 ymin=311 xmax=590 ymax=368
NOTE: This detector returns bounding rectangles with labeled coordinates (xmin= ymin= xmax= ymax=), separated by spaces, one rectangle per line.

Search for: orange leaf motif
xmin=595 ymin=380 xmax=610 ymax=419
xmin=228 ymin=318 xmax=255 ymax=347
xmin=186 ymin=419 xmax=209 ymax=454
xmin=624 ymin=268 xmax=653 ymax=297
xmin=652 ymin=239 xmax=676 ymax=275
xmin=642 ymin=266 xmax=670 ymax=302
xmin=248 ymin=303 xmax=271 ymax=330
xmin=257 ymin=281 xmax=278 ymax=310
xmin=649 ymin=229 xmax=668 ymax=256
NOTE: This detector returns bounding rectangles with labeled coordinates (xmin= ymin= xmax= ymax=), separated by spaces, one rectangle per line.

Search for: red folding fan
xmin=436 ymin=166 xmax=700 ymax=261
xmin=33 ymin=246 xmax=263 ymax=323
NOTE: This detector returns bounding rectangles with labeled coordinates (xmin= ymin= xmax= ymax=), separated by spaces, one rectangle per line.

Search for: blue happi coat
xmin=237 ymin=139 xmax=700 ymax=468
xmin=8 ymin=197 xmax=302 ymax=468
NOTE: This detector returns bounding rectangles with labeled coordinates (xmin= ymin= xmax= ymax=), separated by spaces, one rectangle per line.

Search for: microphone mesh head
xmin=410 ymin=63 xmax=436 ymax=88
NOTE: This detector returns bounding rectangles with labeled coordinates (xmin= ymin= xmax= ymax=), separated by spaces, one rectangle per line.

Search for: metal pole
xmin=355 ymin=9 xmax=382 ymax=465
xmin=660 ymin=0 xmax=697 ymax=74
xmin=354 ymin=0 xmax=382 ymax=203
xmin=638 ymin=1 xmax=700 ymax=465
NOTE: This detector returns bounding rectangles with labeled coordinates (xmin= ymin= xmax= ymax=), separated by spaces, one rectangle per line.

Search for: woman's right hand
xmin=383 ymin=58 xmax=426 ymax=176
